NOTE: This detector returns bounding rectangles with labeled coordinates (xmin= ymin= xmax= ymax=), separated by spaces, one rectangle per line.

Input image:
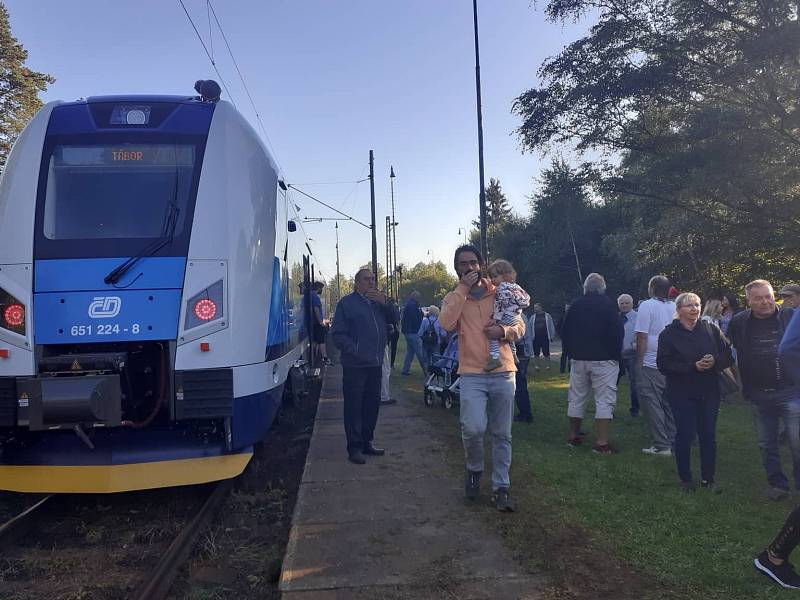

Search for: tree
xmin=486 ymin=178 xmax=512 ymax=228
xmin=0 ymin=3 xmax=54 ymax=172
xmin=398 ymin=261 xmax=458 ymax=306
xmin=512 ymin=0 xmax=800 ymax=298
xmin=472 ymin=178 xmax=514 ymax=257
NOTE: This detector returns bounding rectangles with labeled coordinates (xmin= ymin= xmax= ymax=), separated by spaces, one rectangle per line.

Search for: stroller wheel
xmin=424 ymin=388 xmax=434 ymax=407
xmin=442 ymin=390 xmax=454 ymax=410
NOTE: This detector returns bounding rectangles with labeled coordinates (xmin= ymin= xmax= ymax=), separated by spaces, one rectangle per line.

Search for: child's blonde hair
xmin=488 ymin=259 xmax=517 ymax=283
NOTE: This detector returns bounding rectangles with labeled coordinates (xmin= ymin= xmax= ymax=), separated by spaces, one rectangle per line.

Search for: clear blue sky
xmin=6 ymin=0 xmax=588 ymax=282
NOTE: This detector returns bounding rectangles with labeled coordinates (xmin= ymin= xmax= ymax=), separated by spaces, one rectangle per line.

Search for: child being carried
xmin=485 ymin=259 xmax=530 ymax=372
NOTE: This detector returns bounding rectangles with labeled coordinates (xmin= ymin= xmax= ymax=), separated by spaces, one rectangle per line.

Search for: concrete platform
xmin=280 ymin=364 xmax=546 ymax=599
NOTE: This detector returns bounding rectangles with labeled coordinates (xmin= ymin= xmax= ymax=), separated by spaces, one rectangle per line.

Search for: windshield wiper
xmin=104 ymin=201 xmax=180 ymax=286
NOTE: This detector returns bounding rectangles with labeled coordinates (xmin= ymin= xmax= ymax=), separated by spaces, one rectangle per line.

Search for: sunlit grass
xmin=391 ymin=338 xmax=795 ymax=599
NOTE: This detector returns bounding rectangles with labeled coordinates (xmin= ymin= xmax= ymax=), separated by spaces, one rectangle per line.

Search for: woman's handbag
xmin=703 ymin=322 xmax=741 ymax=397
xmin=718 ymin=367 xmax=741 ymax=397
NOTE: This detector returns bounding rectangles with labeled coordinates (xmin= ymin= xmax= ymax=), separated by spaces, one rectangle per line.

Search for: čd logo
xmin=88 ymin=296 xmax=122 ymax=319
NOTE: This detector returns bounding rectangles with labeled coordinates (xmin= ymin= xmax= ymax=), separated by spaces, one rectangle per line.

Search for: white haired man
xmin=635 ymin=275 xmax=677 ymax=456
xmin=618 ymin=294 xmax=639 ymax=417
xmin=561 ymin=273 xmax=624 ymax=454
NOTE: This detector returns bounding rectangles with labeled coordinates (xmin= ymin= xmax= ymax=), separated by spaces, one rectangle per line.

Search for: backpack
xmin=421 ymin=317 xmax=439 ymax=348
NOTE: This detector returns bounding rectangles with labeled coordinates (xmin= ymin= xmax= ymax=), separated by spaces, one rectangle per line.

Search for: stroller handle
xmin=431 ymin=355 xmax=458 ymax=366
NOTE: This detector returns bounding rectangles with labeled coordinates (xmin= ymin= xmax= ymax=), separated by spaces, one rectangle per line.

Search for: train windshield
xmin=42 ymin=144 xmax=196 ymax=240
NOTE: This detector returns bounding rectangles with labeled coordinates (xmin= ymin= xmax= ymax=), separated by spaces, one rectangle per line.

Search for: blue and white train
xmin=0 ymin=83 xmax=314 ymax=493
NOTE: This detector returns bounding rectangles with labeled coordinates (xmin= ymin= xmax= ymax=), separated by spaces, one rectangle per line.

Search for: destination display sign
xmin=55 ymin=145 xmax=194 ymax=167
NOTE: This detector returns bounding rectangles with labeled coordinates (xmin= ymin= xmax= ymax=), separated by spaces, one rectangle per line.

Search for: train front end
xmin=0 ymin=95 xmax=299 ymax=493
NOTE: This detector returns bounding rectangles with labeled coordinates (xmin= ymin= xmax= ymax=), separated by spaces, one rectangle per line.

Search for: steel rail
xmin=134 ymin=479 xmax=233 ymax=600
xmin=0 ymin=494 xmax=54 ymax=549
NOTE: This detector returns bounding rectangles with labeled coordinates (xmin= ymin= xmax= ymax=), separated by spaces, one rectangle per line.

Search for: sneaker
xmin=514 ymin=414 xmax=533 ymax=423
xmin=755 ymin=551 xmax=800 ymax=589
xmin=642 ymin=446 xmax=672 ymax=456
xmin=465 ymin=470 xmax=481 ymax=500
xmin=492 ymin=487 xmax=515 ymax=512
xmin=680 ymin=481 xmax=696 ymax=493
xmin=592 ymin=443 xmax=614 ymax=455
xmin=701 ymin=480 xmax=722 ymax=494
xmin=765 ymin=486 xmax=791 ymax=501
xmin=566 ymin=436 xmax=582 ymax=447
xmin=484 ymin=357 xmax=503 ymax=372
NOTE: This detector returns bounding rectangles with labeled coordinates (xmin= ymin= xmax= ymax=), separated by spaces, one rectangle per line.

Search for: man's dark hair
xmin=312 ymin=281 xmax=324 ymax=292
xmin=453 ymin=244 xmax=483 ymax=274
xmin=648 ymin=275 xmax=671 ymax=299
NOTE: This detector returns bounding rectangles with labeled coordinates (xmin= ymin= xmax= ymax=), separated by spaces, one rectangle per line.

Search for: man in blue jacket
xmin=331 ymin=268 xmax=395 ymax=464
xmin=401 ymin=291 xmax=426 ymax=375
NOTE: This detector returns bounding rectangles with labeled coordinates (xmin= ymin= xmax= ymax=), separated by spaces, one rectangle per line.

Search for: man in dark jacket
xmin=331 ymin=268 xmax=395 ymax=464
xmin=729 ymin=279 xmax=798 ymax=499
xmin=561 ymin=273 xmax=624 ymax=454
xmin=401 ymin=291 xmax=425 ymax=375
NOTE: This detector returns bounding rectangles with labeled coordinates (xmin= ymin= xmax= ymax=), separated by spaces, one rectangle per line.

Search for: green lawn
xmin=390 ymin=342 xmax=796 ymax=599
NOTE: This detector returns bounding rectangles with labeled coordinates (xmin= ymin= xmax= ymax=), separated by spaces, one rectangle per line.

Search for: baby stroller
xmin=423 ymin=334 xmax=460 ymax=410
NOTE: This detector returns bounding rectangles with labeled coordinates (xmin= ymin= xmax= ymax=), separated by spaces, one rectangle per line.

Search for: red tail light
xmin=3 ymin=304 xmax=24 ymax=328
xmin=194 ymin=299 xmax=217 ymax=321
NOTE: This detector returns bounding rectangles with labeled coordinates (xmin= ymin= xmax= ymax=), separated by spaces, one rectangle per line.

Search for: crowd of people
xmin=327 ymin=245 xmax=800 ymax=589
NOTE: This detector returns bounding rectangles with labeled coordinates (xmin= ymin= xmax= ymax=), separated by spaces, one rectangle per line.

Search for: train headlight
xmin=184 ymin=281 xmax=224 ymax=330
xmin=110 ymin=104 xmax=151 ymax=126
xmin=0 ymin=289 xmax=25 ymax=335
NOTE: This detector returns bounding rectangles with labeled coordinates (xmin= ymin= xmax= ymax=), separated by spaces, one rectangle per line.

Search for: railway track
xmin=133 ymin=479 xmax=233 ymax=600
xmin=0 ymin=494 xmax=54 ymax=550
xmin=0 ymin=481 xmax=233 ymax=600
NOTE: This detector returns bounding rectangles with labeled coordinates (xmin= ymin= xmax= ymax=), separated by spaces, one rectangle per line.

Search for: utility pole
xmin=385 ymin=216 xmax=392 ymax=295
xmin=335 ymin=222 xmax=341 ymax=304
xmin=473 ymin=0 xmax=489 ymax=263
xmin=369 ymin=150 xmax=378 ymax=281
xmin=389 ymin=166 xmax=398 ymax=299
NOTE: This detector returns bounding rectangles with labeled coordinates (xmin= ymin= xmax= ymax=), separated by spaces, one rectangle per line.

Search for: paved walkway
xmin=279 ymin=365 xmax=545 ymax=599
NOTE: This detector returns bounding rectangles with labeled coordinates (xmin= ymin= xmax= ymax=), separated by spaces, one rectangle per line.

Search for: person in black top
xmin=561 ymin=273 xmax=624 ymax=454
xmin=657 ymin=292 xmax=733 ymax=492
xmin=728 ymin=279 xmax=798 ymax=500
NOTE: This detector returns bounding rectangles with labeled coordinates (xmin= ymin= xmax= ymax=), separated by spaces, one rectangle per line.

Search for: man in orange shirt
xmin=439 ymin=245 xmax=525 ymax=512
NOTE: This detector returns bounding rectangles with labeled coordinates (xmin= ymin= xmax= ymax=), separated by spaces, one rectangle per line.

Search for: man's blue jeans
xmin=751 ymin=389 xmax=800 ymax=491
xmin=460 ymin=372 xmax=516 ymax=490
xmin=514 ymin=357 xmax=532 ymax=419
xmin=622 ymin=354 xmax=640 ymax=415
xmin=402 ymin=333 xmax=425 ymax=374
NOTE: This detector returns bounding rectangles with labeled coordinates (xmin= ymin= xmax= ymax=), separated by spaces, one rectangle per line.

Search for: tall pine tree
xmin=0 ymin=2 xmax=53 ymax=172
xmin=485 ymin=178 xmax=512 ymax=227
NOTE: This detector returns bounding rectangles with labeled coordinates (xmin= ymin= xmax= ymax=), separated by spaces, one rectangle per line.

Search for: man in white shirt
xmin=635 ymin=275 xmax=677 ymax=455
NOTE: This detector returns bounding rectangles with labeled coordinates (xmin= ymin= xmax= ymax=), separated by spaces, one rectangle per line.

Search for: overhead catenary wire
xmin=288 ymin=185 xmax=372 ymax=230
xmin=291 ymin=178 xmax=370 ymax=186
xmin=177 ymin=0 xmax=237 ymax=109
xmin=207 ymin=0 xmax=283 ymax=174
xmin=178 ymin=0 xmax=355 ymax=279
